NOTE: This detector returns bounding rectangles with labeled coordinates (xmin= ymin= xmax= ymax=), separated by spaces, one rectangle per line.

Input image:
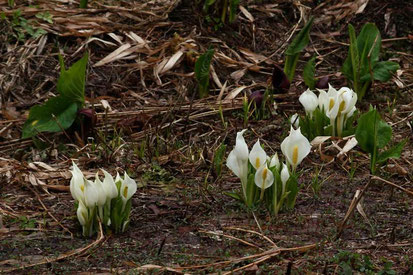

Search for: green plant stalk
xmin=83 ymin=207 xmax=96 ymax=237
xmin=221 ymin=0 xmax=228 ymax=24
xmin=242 ymin=95 xmax=249 ymax=128
xmin=79 ymin=0 xmax=88 ymax=8
xmin=245 ymin=173 xmax=256 ymax=207
xmin=370 ymin=110 xmax=378 ymax=174
xmin=219 ymin=104 xmax=227 ymax=129
xmin=348 ymin=24 xmax=360 ymax=97
xmin=284 ymin=54 xmax=299 ymax=82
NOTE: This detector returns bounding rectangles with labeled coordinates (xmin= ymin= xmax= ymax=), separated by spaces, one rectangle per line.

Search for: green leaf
xmin=79 ymin=0 xmax=88 ymax=8
xmin=342 ymin=23 xmax=383 ymax=99
xmin=57 ymin=53 xmax=88 ymax=106
xmin=357 ymin=23 xmax=381 ymax=78
xmin=360 ymin=61 xmax=399 ymax=82
xmin=22 ymin=96 xmax=78 ymax=138
xmin=303 ymin=56 xmax=316 ymax=89
xmin=284 ymin=17 xmax=314 ymax=81
xmin=376 ymin=119 xmax=392 ymax=149
xmin=223 ymin=191 xmax=242 ymax=201
xmin=213 ymin=143 xmax=227 ymax=177
xmin=229 ymin=0 xmax=240 ymax=23
xmin=355 ymin=108 xmax=393 ymax=173
xmin=377 ymin=139 xmax=406 ymax=164
xmin=285 ymin=174 xmax=298 ymax=209
xmin=203 ymin=0 xmax=216 ymax=12
xmin=285 ymin=17 xmax=314 ymax=56
xmin=195 ymin=47 xmax=214 ymax=98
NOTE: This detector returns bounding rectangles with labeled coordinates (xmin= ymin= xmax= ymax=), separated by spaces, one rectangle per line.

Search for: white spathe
xmin=94 ymin=173 xmax=108 ymax=207
xmin=290 ymin=113 xmax=299 ymax=129
xmin=102 ymin=169 xmax=119 ymax=199
xmin=249 ymin=139 xmax=267 ymax=170
xmin=254 ymin=163 xmax=274 ymax=190
xmin=84 ymin=179 xmax=99 ymax=208
xmin=299 ymin=89 xmax=318 ymax=117
xmin=281 ymin=127 xmax=311 ymax=170
xmin=76 ymin=200 xmax=88 ymax=226
xmin=70 ymin=161 xmax=87 ymax=203
xmin=226 ymin=130 xmax=249 ymax=198
xmin=281 ymin=163 xmax=290 ymax=186
xmin=120 ymin=172 xmax=137 ymax=205
xmin=268 ymin=152 xmax=280 ymax=170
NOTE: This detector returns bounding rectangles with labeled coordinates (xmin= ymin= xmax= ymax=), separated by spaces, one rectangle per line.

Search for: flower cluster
xmin=226 ymin=128 xmax=311 ymax=214
xmin=70 ymin=162 xmax=137 ymax=237
xmin=296 ymin=84 xmax=358 ymax=138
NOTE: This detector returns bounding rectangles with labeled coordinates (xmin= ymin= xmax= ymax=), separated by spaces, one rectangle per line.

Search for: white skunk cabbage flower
xmin=318 ymin=84 xmax=338 ymax=112
xmin=76 ymin=200 xmax=88 ymax=226
xmin=102 ymin=169 xmax=119 ymax=199
xmin=70 ymin=161 xmax=86 ymax=202
xmin=84 ymin=179 xmax=99 ymax=208
xmin=254 ymin=162 xmax=274 ymax=190
xmin=94 ymin=173 xmax=108 ymax=207
xmin=281 ymin=127 xmax=311 ymax=171
xmin=226 ymin=129 xmax=249 ymax=185
xmin=268 ymin=152 xmax=280 ymax=170
xmin=120 ymin=172 xmax=137 ymax=206
xmin=290 ymin=113 xmax=300 ymax=129
xmin=281 ymin=163 xmax=290 ymax=193
xmin=299 ymin=89 xmax=318 ymax=117
xmin=337 ymin=87 xmax=357 ymax=116
xmin=249 ymin=139 xmax=267 ymax=170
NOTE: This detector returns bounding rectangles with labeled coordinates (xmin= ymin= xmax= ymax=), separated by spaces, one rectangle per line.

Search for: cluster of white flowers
xmin=298 ymin=84 xmax=357 ymax=137
xmin=226 ymin=128 xmax=311 ymax=213
xmin=70 ymin=162 xmax=137 ymax=236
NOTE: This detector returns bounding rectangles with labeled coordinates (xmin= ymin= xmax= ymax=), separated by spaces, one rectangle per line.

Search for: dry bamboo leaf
xmin=210 ymin=65 xmax=223 ymax=88
xmin=337 ymin=137 xmax=358 ymax=157
xmin=108 ymin=33 xmax=123 ymax=44
xmin=231 ymin=68 xmax=247 ymax=82
xmin=101 ymin=99 xmax=112 ymax=111
xmin=310 ymin=136 xmax=331 ymax=146
xmin=33 ymin=162 xmax=55 ymax=171
xmin=217 ymin=81 xmax=228 ymax=103
xmin=223 ymin=86 xmax=247 ymax=102
xmin=239 ymin=6 xmax=254 ymax=22
xmin=239 ymin=48 xmax=267 ymax=64
xmin=356 ymin=0 xmax=369 ymax=14
xmin=94 ymin=43 xmax=131 ymax=67
xmin=154 ymin=58 xmax=168 ymax=85
xmin=159 ymin=50 xmax=184 ymax=74
xmin=355 ymin=190 xmax=370 ymax=224
xmin=28 ymin=173 xmax=38 ymax=186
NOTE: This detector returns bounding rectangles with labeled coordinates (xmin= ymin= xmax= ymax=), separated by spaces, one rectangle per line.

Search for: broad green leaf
xmin=57 ymin=53 xmax=88 ymax=106
xmin=355 ymin=108 xmax=378 ymax=154
xmin=360 ymin=61 xmax=399 ymax=82
xmin=342 ymin=23 xmax=381 ymax=98
xmin=377 ymin=139 xmax=406 ymax=164
xmin=355 ymin=108 xmax=392 ymax=154
xmin=285 ymin=17 xmax=314 ymax=55
xmin=376 ymin=119 xmax=392 ymax=149
xmin=303 ymin=56 xmax=316 ymax=89
xmin=342 ymin=24 xmax=360 ymax=84
xmin=229 ymin=0 xmax=240 ymax=23
xmin=22 ymin=96 xmax=78 ymax=138
xmin=284 ymin=17 xmax=314 ymax=81
xmin=357 ymin=23 xmax=381 ymax=78
xmin=195 ymin=47 xmax=214 ymax=98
